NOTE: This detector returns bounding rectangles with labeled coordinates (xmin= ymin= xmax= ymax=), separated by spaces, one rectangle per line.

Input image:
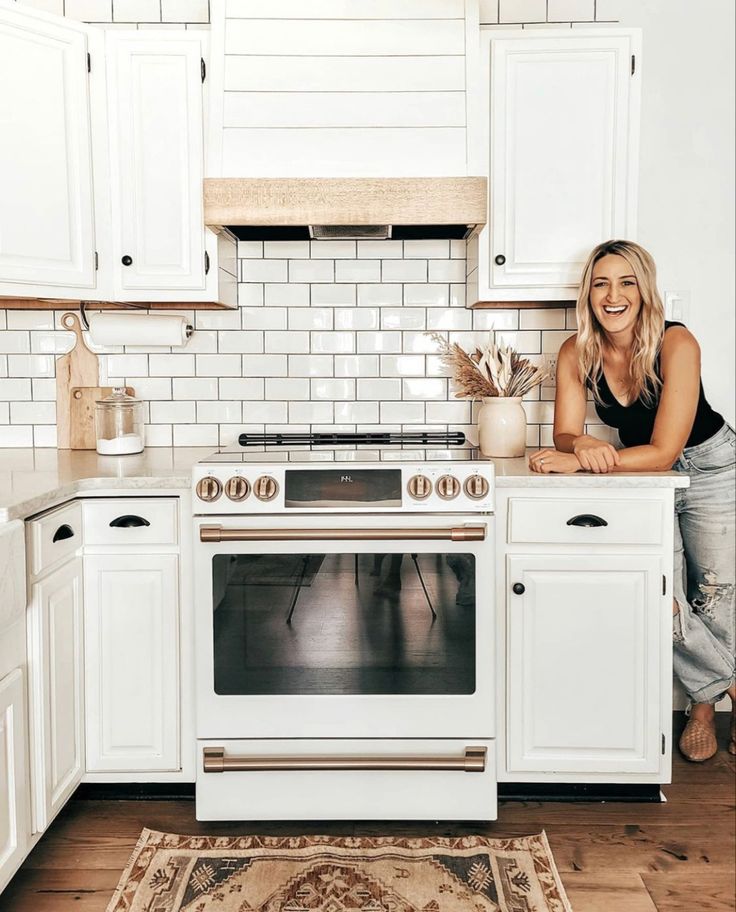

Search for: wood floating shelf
xmin=0 ymin=299 xmax=230 ymax=310
xmin=471 ymin=300 xmax=576 ymax=309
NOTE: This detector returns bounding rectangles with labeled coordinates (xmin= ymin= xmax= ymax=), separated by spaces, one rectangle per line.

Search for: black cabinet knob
xmin=121 ymin=255 xmax=133 ymax=266
xmin=512 ymin=582 xmax=525 ymax=595
xmin=494 ymin=254 xmax=506 ymax=265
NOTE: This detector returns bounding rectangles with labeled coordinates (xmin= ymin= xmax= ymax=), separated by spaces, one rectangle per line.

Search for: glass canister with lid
xmin=95 ymin=388 xmax=145 ymax=455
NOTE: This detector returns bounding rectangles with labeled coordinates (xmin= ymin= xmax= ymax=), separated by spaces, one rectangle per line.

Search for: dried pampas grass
xmin=427 ymin=332 xmax=549 ymax=399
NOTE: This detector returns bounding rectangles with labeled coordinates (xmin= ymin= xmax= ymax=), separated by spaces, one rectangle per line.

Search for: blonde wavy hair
xmin=575 ymin=239 xmax=666 ymax=406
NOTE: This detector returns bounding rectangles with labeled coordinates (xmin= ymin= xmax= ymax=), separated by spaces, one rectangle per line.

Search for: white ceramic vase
xmin=477 ymin=396 xmax=527 ymax=458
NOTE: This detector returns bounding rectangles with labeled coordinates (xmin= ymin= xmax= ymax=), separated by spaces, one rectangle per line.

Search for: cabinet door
xmin=84 ymin=554 xmax=180 ymax=772
xmin=106 ymin=33 xmax=206 ymax=298
xmin=0 ymin=669 xmax=31 ymax=895
xmin=475 ymin=31 xmax=640 ymax=298
xmin=27 ymin=558 xmax=85 ymax=833
xmin=506 ymin=554 xmax=663 ymax=775
xmin=0 ymin=5 xmax=96 ymax=292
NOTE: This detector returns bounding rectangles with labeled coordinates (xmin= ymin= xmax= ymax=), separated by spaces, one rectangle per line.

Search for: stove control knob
xmin=407 ymin=474 xmax=432 ymax=500
xmin=464 ymin=474 xmax=490 ymax=500
xmin=225 ymin=476 xmax=250 ymax=502
xmin=436 ymin=474 xmax=460 ymax=500
xmin=196 ymin=476 xmax=222 ymax=502
xmin=254 ymin=475 xmax=279 ymax=502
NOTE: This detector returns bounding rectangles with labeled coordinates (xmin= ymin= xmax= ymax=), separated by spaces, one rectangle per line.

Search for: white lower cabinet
xmin=84 ymin=553 xmax=180 ymax=772
xmin=26 ymin=558 xmax=85 ymax=833
xmin=506 ymin=554 xmax=664 ymax=776
xmin=0 ymin=668 xmax=31 ymax=894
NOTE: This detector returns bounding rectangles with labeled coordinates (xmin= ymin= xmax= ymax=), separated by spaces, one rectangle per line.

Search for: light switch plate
xmin=664 ymin=290 xmax=690 ymax=323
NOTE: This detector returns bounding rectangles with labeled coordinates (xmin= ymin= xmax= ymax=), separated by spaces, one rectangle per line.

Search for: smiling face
xmin=589 ymin=254 xmax=643 ymax=341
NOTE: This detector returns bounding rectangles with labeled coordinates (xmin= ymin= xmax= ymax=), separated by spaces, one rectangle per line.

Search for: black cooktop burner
xmin=238 ymin=431 xmax=467 ymax=448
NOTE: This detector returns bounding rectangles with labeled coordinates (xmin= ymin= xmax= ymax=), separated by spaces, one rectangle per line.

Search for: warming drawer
xmin=196 ymin=738 xmax=497 ymax=821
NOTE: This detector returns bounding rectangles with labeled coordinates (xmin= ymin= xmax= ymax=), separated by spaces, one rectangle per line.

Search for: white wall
xmin=616 ymin=0 xmax=735 ymax=423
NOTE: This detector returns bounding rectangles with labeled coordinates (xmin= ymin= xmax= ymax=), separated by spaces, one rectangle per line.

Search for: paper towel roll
xmin=88 ymin=313 xmax=193 ymax=347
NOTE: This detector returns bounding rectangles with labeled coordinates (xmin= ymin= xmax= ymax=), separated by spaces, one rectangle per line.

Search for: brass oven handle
xmin=200 ymin=525 xmax=486 ymax=543
xmin=203 ymin=746 xmax=486 ymax=773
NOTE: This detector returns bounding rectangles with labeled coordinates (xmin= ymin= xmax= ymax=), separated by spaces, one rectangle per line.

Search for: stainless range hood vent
xmin=309 ymin=225 xmax=392 ymax=241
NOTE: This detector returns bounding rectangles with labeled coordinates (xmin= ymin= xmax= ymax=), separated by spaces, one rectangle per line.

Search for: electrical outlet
xmin=664 ymin=290 xmax=690 ymax=323
xmin=542 ymin=354 xmax=558 ymax=384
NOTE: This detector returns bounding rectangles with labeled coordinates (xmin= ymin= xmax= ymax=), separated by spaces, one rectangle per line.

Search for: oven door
xmin=195 ymin=514 xmax=494 ymax=739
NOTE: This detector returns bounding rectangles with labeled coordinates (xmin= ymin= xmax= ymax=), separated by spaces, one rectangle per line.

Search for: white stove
xmin=192 ymin=432 xmax=498 ymax=821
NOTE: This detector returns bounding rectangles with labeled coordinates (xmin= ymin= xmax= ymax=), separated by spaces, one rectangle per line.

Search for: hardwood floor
xmin=1 ymin=714 xmax=733 ymax=912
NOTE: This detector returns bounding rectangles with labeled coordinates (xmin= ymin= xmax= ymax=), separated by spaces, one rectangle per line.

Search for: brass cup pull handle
xmin=200 ymin=525 xmax=486 ymax=543
xmin=203 ymin=746 xmax=486 ymax=773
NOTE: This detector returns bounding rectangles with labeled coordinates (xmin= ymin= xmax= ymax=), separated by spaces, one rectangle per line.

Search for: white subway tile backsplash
xmin=380 ymin=354 xmax=426 ymax=377
xmin=144 ymin=424 xmax=173 ymax=447
xmin=0 ymin=403 xmax=8 ymax=423
xmin=31 ymin=379 xmax=55 ymax=401
xmin=150 ymin=400 xmax=196 ymax=424
xmin=449 ymin=283 xmax=466 ymax=307
xmin=520 ymin=308 xmax=567 ymax=329
xmin=334 ymin=401 xmax=379 ymax=424
xmin=265 ymin=378 xmax=310 ymax=401
xmin=425 ymin=401 xmax=471 ymax=424
xmin=357 ymin=331 xmax=402 ymax=354
xmin=66 ymin=0 xmax=112 ymax=21
xmin=311 ymin=378 xmax=354 ymax=401
xmin=357 ymin=284 xmax=402 ymax=307
xmin=219 ymin=378 xmax=265 ymax=399
xmin=161 ymin=0 xmax=208 ymax=21
xmin=113 ymin=0 xmax=161 ymax=21
xmin=402 ymin=378 xmax=447 ymax=400
xmin=334 ymin=355 xmax=378 ymax=377
xmin=237 ymin=284 xmax=265 ymax=308
xmin=241 ymin=259 xmax=288 ymax=282
xmin=265 ymin=241 xmax=309 ymax=259
xmin=381 ymin=401 xmax=424 ymax=424
xmin=288 ymin=355 xmax=333 ymax=377
xmin=265 ymin=331 xmax=310 ymax=353
xmin=310 ymin=240 xmax=356 ymax=259
xmin=471 ymin=310 xmax=519 ymax=330
xmin=183 ymin=330 xmax=218 ymax=353
xmin=288 ymin=259 xmax=334 ymax=283
xmin=382 ymin=260 xmax=427 ymax=283
xmin=499 ymin=0 xmax=546 ymax=22
xmin=357 ymin=240 xmax=403 ymax=259
xmin=130 ymin=377 xmax=173 ymax=400
xmin=10 ymin=401 xmax=55 ymax=424
xmin=381 ymin=308 xmax=426 ymax=331
xmin=218 ymin=332 xmax=265 ymax=354
xmin=6 ymin=312 xmax=55 ymax=330
xmin=196 ymin=308 xmax=242 ymax=330
xmin=289 ymin=308 xmax=334 ymax=331
xmin=7 ymin=355 xmax=55 ymax=378
xmin=426 ymin=308 xmax=471 ymax=331
xmin=33 ymin=426 xmax=57 ymax=448
xmin=548 ymin=0 xmax=594 ymax=21
xmin=149 ymin=354 xmax=195 ymax=376
xmin=450 ymin=240 xmax=466 ymax=259
xmin=428 ymin=259 xmax=467 ymax=283
xmin=312 ymin=284 xmax=357 ymax=306
xmin=542 ymin=330 xmax=576 ymax=351
xmin=238 ymin=241 xmax=263 ymax=258
xmin=242 ymin=354 xmax=289 ymax=377
xmin=335 ymin=260 xmax=381 ymax=283
xmin=197 ymin=400 xmax=243 ymax=423
xmin=404 ymin=284 xmax=448 ymax=307
xmin=335 ymin=308 xmax=380 ymax=331
xmin=242 ymin=306 xmax=288 ymax=330
xmin=30 ymin=331 xmax=73 ymax=354
xmin=196 ymin=354 xmax=243 ymax=376
xmin=310 ymin=331 xmax=355 ymax=354
xmin=357 ymin=378 xmax=402 ymax=400
xmin=0 ymin=426 xmax=33 ymax=446
xmin=265 ymin=283 xmax=310 ymax=307
xmin=404 ymin=240 xmax=450 ymax=259
xmin=173 ymin=424 xmax=219 ymax=447
xmin=402 ymin=331 xmax=440 ymax=353
xmin=105 ymin=354 xmax=149 ymax=377
xmin=289 ymin=401 xmax=334 ymax=424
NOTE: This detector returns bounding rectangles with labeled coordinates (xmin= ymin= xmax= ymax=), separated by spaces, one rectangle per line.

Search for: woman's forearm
xmin=611 ymin=444 xmax=678 ymax=472
xmin=554 ymin=433 xmax=588 ymax=454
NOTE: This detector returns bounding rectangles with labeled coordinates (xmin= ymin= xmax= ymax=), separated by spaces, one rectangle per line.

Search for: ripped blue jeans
xmin=672 ymin=422 xmax=736 ymax=704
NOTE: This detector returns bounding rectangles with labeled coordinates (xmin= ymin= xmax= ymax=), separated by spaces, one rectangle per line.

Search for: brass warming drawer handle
xmin=200 ymin=525 xmax=486 ymax=543
xmin=203 ymin=746 xmax=486 ymax=773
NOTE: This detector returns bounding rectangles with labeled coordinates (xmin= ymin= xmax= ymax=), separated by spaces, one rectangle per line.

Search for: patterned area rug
xmin=106 ymin=829 xmax=573 ymax=912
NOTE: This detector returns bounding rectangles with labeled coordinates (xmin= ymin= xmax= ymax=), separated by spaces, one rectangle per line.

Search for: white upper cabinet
xmin=0 ymin=3 xmax=97 ymax=296
xmin=105 ymin=33 xmax=211 ymax=299
xmin=468 ymin=30 xmax=641 ymax=302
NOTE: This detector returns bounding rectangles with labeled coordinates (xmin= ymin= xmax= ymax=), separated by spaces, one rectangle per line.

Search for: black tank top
xmin=590 ymin=321 xmax=725 ymax=448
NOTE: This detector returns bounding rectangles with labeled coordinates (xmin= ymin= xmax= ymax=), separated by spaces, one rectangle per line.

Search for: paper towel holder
xmin=78 ymin=301 xmax=194 ymax=340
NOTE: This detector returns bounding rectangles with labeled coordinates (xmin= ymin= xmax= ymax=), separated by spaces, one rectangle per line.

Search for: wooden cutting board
xmin=56 ymin=312 xmax=99 ymax=449
xmin=69 ymin=386 xmax=135 ymax=450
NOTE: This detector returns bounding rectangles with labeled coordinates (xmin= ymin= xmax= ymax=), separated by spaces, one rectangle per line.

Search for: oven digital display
xmin=284 ymin=469 xmax=402 ymax=508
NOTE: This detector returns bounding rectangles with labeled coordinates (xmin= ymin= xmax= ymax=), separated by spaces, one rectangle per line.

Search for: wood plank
xmin=223 ymin=91 xmax=466 ymax=129
xmin=224 ymin=19 xmax=465 ymax=56
xmin=225 ymin=0 xmax=465 ymax=18
xmin=562 ymin=872 xmax=658 ymax=912
xmin=0 ymin=300 xmax=229 ymax=310
xmin=205 ymin=177 xmax=487 ymax=228
xmin=640 ymin=873 xmax=736 ymax=912
xmin=224 ymin=55 xmax=466 ymax=92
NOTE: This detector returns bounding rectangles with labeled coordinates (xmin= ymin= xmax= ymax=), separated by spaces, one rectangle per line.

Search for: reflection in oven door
xmin=212 ymin=551 xmax=477 ymax=696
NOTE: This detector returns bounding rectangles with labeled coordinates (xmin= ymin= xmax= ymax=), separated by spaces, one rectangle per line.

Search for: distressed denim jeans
xmin=672 ymin=422 xmax=736 ymax=704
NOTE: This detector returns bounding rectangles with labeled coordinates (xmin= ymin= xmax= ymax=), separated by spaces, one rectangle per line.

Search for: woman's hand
xmin=528 ymin=449 xmax=583 ymax=474
xmin=572 ymin=435 xmax=620 ymax=473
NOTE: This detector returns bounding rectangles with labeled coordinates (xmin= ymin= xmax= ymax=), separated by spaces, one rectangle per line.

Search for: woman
xmin=529 ymin=239 xmax=735 ymax=761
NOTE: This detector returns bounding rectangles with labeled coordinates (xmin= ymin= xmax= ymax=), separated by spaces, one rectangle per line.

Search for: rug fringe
xmin=104 ymin=827 xmax=161 ymax=912
xmin=539 ymin=829 xmax=574 ymax=912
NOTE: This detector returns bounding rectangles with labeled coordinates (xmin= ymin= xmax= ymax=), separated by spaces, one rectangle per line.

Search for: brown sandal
xmin=679 ymin=718 xmax=718 ymax=762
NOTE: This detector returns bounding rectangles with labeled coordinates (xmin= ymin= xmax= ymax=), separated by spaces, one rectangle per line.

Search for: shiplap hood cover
xmin=203 ymin=177 xmax=487 ymax=241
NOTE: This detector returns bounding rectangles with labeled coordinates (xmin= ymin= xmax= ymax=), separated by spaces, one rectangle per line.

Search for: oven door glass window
xmin=212 ymin=552 xmax=476 ymax=695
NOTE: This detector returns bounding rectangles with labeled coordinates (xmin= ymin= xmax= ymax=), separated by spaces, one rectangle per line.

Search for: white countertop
xmin=0 ymin=447 xmax=688 ymax=523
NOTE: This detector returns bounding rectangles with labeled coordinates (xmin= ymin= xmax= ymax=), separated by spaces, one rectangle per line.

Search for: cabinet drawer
xmin=83 ymin=498 xmax=178 ymax=546
xmin=508 ymin=497 xmax=664 ymax=545
xmin=28 ymin=502 xmax=82 ymax=577
xmin=196 ymin=739 xmax=496 ymax=821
